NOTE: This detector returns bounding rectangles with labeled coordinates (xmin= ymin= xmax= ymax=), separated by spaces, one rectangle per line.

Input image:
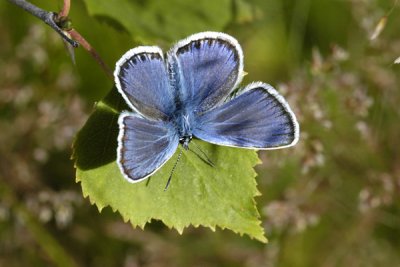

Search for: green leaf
xmin=73 ymin=88 xmax=266 ymax=242
xmin=82 ymin=0 xmax=232 ymax=42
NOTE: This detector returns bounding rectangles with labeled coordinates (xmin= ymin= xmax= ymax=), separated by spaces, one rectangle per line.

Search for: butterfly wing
xmin=117 ymin=112 xmax=179 ymax=182
xmin=192 ymin=83 xmax=299 ymax=149
xmin=168 ymin=32 xmax=243 ymax=113
xmin=114 ymin=47 xmax=175 ymax=120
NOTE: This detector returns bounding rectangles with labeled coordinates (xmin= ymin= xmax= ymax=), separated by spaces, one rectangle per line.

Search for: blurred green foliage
xmin=1 ymin=0 xmax=400 ymax=266
xmin=84 ymin=0 xmax=232 ymax=42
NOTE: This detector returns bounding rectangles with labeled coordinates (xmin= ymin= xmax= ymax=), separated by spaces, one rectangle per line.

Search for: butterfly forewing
xmin=114 ymin=47 xmax=175 ymax=121
xmin=168 ymin=32 xmax=244 ymax=114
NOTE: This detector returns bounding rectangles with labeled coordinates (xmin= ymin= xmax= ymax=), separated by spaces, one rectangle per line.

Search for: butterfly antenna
xmin=190 ymin=141 xmax=215 ymax=167
xmin=164 ymin=149 xmax=183 ymax=191
xmin=145 ymin=176 xmax=152 ymax=187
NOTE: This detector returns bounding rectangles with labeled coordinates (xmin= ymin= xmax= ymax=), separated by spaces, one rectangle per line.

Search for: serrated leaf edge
xmin=75 ymin=154 xmax=267 ymax=243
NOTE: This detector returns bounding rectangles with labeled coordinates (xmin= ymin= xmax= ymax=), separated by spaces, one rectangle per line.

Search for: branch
xmin=7 ymin=0 xmax=78 ymax=47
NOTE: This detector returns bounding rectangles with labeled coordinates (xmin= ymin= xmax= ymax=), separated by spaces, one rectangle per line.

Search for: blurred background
xmin=1 ymin=0 xmax=400 ymax=266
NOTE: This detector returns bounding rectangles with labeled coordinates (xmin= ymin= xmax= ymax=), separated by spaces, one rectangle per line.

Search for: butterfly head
xmin=179 ymin=135 xmax=192 ymax=150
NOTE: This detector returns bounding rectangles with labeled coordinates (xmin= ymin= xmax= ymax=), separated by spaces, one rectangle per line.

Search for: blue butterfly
xmin=114 ymin=32 xmax=299 ymax=186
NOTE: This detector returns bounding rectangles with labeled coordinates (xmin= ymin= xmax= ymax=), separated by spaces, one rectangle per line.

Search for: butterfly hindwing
xmin=114 ymin=47 xmax=175 ymax=120
xmin=117 ymin=112 xmax=179 ymax=182
xmin=192 ymin=83 xmax=299 ymax=149
xmin=168 ymin=32 xmax=244 ymax=114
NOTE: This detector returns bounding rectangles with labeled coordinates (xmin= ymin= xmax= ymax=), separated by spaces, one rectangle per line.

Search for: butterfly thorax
xmin=174 ymin=112 xmax=193 ymax=150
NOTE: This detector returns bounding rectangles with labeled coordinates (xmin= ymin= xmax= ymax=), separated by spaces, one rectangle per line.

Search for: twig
xmin=8 ymin=0 xmax=114 ymax=80
xmin=7 ymin=0 xmax=78 ymax=47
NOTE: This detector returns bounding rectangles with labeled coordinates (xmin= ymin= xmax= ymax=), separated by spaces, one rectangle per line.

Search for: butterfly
xmin=114 ymin=32 xmax=299 ymax=187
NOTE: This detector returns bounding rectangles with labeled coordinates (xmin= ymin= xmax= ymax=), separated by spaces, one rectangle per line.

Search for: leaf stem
xmin=58 ymin=0 xmax=71 ymax=19
xmin=68 ymin=29 xmax=114 ymax=80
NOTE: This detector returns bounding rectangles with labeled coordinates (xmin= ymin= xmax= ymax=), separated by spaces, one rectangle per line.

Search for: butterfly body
xmin=114 ymin=32 xmax=299 ymax=184
xmin=173 ymin=113 xmax=193 ymax=150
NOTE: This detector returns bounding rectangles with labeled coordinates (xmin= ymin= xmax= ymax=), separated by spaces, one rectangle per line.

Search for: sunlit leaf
xmin=73 ymin=88 xmax=267 ymax=242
